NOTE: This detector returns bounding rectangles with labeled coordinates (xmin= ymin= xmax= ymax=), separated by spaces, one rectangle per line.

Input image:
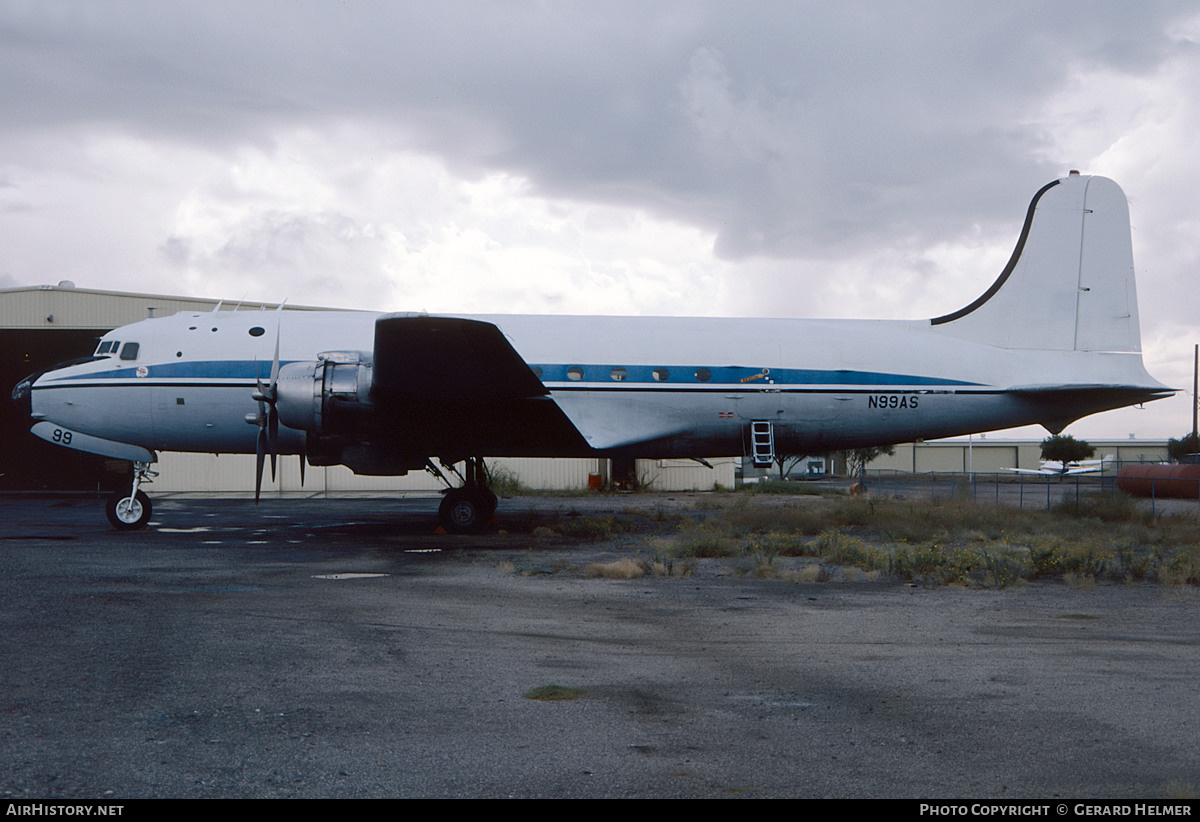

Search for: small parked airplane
xmin=1006 ymin=455 xmax=1116 ymax=476
xmin=12 ymin=172 xmax=1172 ymax=531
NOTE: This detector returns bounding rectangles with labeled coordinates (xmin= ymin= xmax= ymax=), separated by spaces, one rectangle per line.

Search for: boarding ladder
xmin=750 ymin=421 xmax=775 ymax=468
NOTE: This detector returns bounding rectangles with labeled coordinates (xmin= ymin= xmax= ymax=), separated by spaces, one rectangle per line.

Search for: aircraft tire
xmin=439 ymin=488 xmax=490 ymax=534
xmin=106 ymin=490 xmax=152 ymax=530
xmin=480 ymin=487 xmax=498 ymax=519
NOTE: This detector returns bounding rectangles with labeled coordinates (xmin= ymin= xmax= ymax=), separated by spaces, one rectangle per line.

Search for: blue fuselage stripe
xmin=42 ymin=360 xmax=981 ymax=389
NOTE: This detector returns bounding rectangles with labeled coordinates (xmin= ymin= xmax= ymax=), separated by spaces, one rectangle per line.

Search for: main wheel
xmin=106 ymin=490 xmax=152 ymax=530
xmin=479 ymin=487 xmax=498 ymax=519
xmin=438 ymin=488 xmax=492 ymax=534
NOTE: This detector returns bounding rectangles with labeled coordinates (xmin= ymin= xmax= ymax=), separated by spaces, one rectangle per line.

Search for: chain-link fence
xmin=856 ymin=465 xmax=1200 ymax=517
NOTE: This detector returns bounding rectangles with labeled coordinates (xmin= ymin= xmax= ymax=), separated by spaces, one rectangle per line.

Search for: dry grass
xmin=584 ymin=558 xmax=647 ymax=579
xmin=1063 ymin=571 xmax=1097 ymax=590
xmin=514 ymin=491 xmax=1200 ymax=589
xmin=1165 ymin=780 xmax=1197 ymax=799
xmin=623 ymin=492 xmax=1200 ymax=588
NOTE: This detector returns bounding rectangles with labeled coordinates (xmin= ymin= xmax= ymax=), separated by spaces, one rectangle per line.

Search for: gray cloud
xmin=3 ymin=1 xmax=1199 ymax=437
xmin=3 ymin=1 xmax=1193 ymax=261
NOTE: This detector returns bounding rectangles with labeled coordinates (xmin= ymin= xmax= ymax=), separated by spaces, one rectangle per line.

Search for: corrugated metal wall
xmin=0 ymin=284 xmax=329 ymax=329
xmin=151 ymin=453 xmax=735 ymax=494
xmin=870 ymin=440 xmax=1166 ymax=474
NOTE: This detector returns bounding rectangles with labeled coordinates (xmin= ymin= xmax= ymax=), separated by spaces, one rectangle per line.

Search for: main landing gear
xmin=430 ymin=457 xmax=498 ymax=534
xmin=98 ymin=456 xmax=497 ymax=533
xmin=106 ymin=461 xmax=157 ymax=530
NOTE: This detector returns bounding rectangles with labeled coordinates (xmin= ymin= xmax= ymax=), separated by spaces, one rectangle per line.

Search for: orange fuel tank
xmin=1117 ymin=464 xmax=1200 ymax=499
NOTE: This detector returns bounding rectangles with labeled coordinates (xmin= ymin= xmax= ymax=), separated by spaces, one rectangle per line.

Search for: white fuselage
xmin=25 ymin=307 xmax=1166 ymax=465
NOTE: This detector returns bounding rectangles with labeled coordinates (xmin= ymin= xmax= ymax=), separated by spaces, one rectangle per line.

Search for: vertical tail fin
xmin=931 ymin=173 xmax=1141 ymax=353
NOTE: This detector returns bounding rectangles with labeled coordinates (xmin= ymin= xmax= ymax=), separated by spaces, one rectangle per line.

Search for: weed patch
xmin=585 ymin=558 xmax=647 ymax=579
xmin=665 ymin=493 xmax=1200 ymax=588
xmin=739 ymin=480 xmax=843 ymax=496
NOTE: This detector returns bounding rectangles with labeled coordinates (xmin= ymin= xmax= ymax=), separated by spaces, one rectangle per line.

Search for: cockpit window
xmin=95 ymin=340 xmax=119 ymax=356
xmin=118 ymin=342 xmax=140 ymax=361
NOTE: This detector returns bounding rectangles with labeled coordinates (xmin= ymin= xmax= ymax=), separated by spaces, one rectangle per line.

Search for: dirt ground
xmin=1 ymin=492 xmax=1198 ymax=799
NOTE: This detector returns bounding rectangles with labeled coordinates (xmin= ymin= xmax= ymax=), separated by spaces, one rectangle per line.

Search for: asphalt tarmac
xmin=1 ymin=493 xmax=1198 ymax=799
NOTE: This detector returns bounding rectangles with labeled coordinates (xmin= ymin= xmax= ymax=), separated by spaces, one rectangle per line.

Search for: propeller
xmin=249 ymin=322 xmax=281 ymax=502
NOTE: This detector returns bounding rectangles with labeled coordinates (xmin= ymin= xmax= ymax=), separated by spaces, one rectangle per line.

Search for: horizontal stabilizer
xmin=1009 ymin=383 xmax=1174 ymax=416
xmin=1009 ymin=383 xmax=1173 ymax=399
xmin=1008 ymin=383 xmax=1173 ymax=435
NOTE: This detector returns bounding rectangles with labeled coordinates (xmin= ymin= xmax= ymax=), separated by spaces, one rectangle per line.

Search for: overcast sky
xmin=2 ymin=1 xmax=1199 ymax=441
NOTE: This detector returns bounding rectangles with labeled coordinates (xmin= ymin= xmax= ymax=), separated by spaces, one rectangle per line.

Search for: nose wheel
xmin=105 ymin=460 xmax=156 ymax=530
xmin=106 ymin=489 xmax=152 ymax=530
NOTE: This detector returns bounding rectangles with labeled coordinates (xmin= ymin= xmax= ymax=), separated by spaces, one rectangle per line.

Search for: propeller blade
xmin=269 ymin=324 xmax=281 ymax=393
xmin=268 ymin=407 xmax=278 ymax=481
xmin=253 ymin=352 xmax=267 ymax=397
xmin=255 ymin=426 xmax=266 ymax=503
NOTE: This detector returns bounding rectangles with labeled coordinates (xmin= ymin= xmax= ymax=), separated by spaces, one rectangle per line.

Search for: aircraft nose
xmin=12 ymin=372 xmax=38 ymax=424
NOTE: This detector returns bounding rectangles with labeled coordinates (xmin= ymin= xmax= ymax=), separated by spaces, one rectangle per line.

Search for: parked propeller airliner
xmin=12 ymin=173 xmax=1172 ymax=531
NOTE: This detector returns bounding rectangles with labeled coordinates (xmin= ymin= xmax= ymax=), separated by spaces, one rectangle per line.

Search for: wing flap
xmin=550 ymin=393 xmax=693 ymax=451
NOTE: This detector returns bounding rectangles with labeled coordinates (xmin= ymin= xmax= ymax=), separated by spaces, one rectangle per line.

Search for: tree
xmin=1040 ymin=434 xmax=1095 ymax=472
xmin=1167 ymin=433 xmax=1200 ymax=463
xmin=772 ymin=453 xmax=807 ymax=480
xmin=844 ymin=445 xmax=895 ymax=483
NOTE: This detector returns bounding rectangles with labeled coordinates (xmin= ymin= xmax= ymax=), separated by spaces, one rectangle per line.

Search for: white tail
xmin=931 ymin=173 xmax=1141 ymax=353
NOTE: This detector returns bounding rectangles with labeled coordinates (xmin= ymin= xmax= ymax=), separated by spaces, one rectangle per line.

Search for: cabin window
xmin=567 ymin=366 xmax=584 ymax=381
xmin=610 ymin=367 xmax=627 ymax=381
xmin=249 ymin=327 xmax=265 ymax=337
xmin=652 ymin=368 xmax=670 ymax=382
xmin=694 ymin=368 xmax=712 ymax=382
xmin=119 ymin=342 xmax=140 ymax=361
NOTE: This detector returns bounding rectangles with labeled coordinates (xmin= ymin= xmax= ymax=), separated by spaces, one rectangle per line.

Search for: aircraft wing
xmin=369 ymin=315 xmax=687 ymax=452
xmin=1062 ymin=457 xmax=1114 ymax=475
xmin=370 ymin=315 xmax=549 ymax=403
xmin=359 ymin=314 xmax=592 ymax=459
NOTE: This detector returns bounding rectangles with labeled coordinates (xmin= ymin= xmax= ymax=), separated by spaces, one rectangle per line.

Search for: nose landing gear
xmin=105 ymin=461 xmax=157 ymax=530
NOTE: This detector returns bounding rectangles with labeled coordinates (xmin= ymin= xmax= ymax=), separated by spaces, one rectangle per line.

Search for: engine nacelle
xmin=276 ymin=350 xmax=373 ymax=435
